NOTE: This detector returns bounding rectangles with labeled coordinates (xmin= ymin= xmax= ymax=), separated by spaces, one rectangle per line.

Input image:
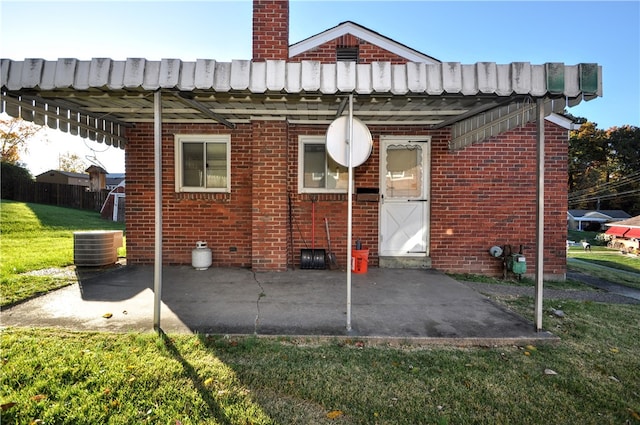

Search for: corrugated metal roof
xmin=1 ymin=58 xmax=602 ymax=149
xmin=1 ymin=58 xmax=601 ymax=96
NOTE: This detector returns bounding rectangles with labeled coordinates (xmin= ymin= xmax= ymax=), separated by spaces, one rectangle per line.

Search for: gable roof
xmin=568 ymin=209 xmax=632 ymax=220
xmin=290 ymin=21 xmax=440 ymax=64
xmin=606 ymin=215 xmax=640 ymax=228
xmin=36 ymin=169 xmax=88 ymax=179
xmin=86 ymin=165 xmax=108 ymax=174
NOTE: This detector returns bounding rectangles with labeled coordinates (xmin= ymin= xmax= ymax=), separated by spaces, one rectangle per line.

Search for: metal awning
xmin=1 ymin=58 xmax=601 ymax=150
xmin=605 ymin=227 xmax=629 ymax=237
xmin=625 ymin=228 xmax=640 ymax=238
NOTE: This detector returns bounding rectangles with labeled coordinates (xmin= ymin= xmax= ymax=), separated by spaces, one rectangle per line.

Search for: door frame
xmin=378 ymin=135 xmax=431 ymax=261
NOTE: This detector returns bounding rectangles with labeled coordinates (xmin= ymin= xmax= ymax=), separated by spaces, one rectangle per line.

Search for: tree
xmin=568 ymin=121 xmax=608 ymax=203
xmin=0 ymin=162 xmax=33 ymax=200
xmin=606 ymin=125 xmax=640 ymax=213
xmin=568 ymin=121 xmax=640 ymax=214
xmin=0 ymin=117 xmax=43 ymax=164
xmin=58 ymin=152 xmax=87 ymax=173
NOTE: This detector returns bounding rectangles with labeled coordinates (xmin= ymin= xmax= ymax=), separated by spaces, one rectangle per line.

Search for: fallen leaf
xmin=128 ymin=377 xmax=136 ymax=383
xmin=525 ymin=345 xmax=537 ymax=352
xmin=326 ymin=410 xmax=343 ymax=419
xmin=524 ymin=351 xmax=531 ymax=356
xmin=31 ymin=394 xmax=47 ymax=402
xmin=628 ymin=408 xmax=640 ymax=420
xmin=103 ymin=313 xmax=113 ymax=319
xmin=1 ymin=401 xmax=17 ymax=411
xmin=103 ymin=388 xmax=111 ymax=395
xmin=610 ymin=347 xmax=619 ymax=354
xmin=544 ymin=369 xmax=558 ymax=375
xmin=30 ymin=420 xmax=42 ymax=425
xmin=609 ymin=376 xmax=620 ymax=383
xmin=204 ymin=378 xmax=214 ymax=387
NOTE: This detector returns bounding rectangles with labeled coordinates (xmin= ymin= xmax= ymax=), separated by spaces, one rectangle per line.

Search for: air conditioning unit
xmin=73 ymin=230 xmax=123 ymax=267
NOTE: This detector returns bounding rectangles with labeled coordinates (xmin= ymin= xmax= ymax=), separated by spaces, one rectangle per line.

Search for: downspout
xmin=534 ymin=98 xmax=545 ymax=331
xmin=153 ymin=90 xmax=163 ymax=333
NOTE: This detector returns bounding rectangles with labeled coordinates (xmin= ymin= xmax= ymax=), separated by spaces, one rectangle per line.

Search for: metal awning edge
xmin=1 ymin=91 xmax=128 ymax=148
xmin=1 ymin=59 xmax=602 ymax=99
xmin=448 ymin=98 xmax=572 ymax=151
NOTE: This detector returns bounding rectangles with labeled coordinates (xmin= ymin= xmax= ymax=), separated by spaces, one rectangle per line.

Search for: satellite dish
xmin=326 ymin=116 xmax=372 ymax=167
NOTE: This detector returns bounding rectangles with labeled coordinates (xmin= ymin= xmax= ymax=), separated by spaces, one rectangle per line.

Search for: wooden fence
xmin=10 ymin=181 xmax=109 ymax=212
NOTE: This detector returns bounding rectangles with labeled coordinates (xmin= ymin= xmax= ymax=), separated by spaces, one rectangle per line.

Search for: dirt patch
xmin=22 ymin=267 xmax=77 ymax=280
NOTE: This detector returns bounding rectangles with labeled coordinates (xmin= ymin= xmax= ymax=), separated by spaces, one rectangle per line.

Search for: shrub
xmin=1 ymin=161 xmax=33 ymax=199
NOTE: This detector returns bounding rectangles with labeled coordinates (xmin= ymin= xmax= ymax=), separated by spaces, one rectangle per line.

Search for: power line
xmin=569 ymin=171 xmax=640 ymax=201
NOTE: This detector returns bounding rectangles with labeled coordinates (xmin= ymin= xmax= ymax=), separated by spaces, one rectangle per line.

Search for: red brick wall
xmin=251 ymin=120 xmax=289 ymax=270
xmin=125 ymin=120 xmax=567 ymax=279
xmin=253 ymin=0 xmax=289 ymax=61
xmin=290 ymin=34 xmax=410 ymax=64
xmin=286 ymin=125 xmax=382 ymax=268
xmin=125 ymin=123 xmax=254 ymax=268
xmin=429 ymin=122 xmax=568 ymax=279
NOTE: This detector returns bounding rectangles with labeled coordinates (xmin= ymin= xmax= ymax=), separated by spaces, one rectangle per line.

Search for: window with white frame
xmin=174 ymin=135 xmax=230 ymax=193
xmin=298 ymin=136 xmax=348 ymax=193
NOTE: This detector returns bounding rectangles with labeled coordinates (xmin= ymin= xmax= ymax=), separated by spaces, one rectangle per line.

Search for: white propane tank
xmin=191 ymin=241 xmax=212 ymax=270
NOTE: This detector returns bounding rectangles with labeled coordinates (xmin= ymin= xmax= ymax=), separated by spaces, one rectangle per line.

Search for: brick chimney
xmin=252 ymin=0 xmax=289 ymax=61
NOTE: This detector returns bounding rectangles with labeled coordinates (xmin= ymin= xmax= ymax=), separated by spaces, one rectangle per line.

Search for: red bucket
xmin=351 ymin=249 xmax=369 ymax=274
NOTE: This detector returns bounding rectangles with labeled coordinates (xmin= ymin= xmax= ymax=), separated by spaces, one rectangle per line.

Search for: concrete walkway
xmin=2 ymin=266 xmax=557 ymax=345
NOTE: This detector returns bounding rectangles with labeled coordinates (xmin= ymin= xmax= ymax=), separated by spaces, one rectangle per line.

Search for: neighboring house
xmin=604 ymin=215 xmax=640 ymax=254
xmin=106 ymin=174 xmax=125 ymax=190
xmin=1 ymin=0 xmax=603 ymax=280
xmin=568 ymin=209 xmax=632 ymax=231
xmin=35 ymin=170 xmax=89 ymax=188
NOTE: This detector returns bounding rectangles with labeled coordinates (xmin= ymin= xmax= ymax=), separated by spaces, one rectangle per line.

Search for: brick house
xmin=1 ymin=0 xmax=601 ymax=280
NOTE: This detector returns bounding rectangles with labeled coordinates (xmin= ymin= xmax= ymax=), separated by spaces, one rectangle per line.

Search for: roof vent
xmin=337 ymin=46 xmax=359 ymax=62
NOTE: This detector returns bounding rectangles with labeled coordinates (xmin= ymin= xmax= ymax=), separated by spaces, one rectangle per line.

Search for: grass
xmin=2 ymin=300 xmax=640 ymax=424
xmin=567 ymin=246 xmax=640 ymax=290
xmin=2 ymin=201 xmax=640 ymax=423
xmin=0 ymin=200 xmax=125 ymax=306
xmin=449 ymin=272 xmax=599 ymax=291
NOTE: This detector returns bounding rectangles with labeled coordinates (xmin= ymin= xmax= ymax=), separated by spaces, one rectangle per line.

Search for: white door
xmin=379 ymin=136 xmax=430 ymax=257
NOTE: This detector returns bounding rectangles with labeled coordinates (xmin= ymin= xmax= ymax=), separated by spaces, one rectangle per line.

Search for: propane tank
xmin=191 ymin=241 xmax=212 ymax=270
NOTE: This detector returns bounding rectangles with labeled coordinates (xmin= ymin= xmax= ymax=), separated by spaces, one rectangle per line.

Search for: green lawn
xmin=2 ymin=202 xmax=640 ymax=423
xmin=0 ymin=200 xmax=125 ymax=306
xmin=567 ymin=246 xmax=640 ymax=289
xmin=2 ymin=299 xmax=639 ymax=424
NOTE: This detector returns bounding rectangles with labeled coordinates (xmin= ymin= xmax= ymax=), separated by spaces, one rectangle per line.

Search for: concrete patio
xmin=2 ymin=266 xmax=557 ymax=345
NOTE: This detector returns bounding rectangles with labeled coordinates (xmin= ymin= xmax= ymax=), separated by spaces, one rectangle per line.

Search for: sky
xmin=1 ymin=0 xmax=638 ymax=176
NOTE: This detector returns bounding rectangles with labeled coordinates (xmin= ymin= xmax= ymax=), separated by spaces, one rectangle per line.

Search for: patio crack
xmin=252 ymin=271 xmax=266 ymax=335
